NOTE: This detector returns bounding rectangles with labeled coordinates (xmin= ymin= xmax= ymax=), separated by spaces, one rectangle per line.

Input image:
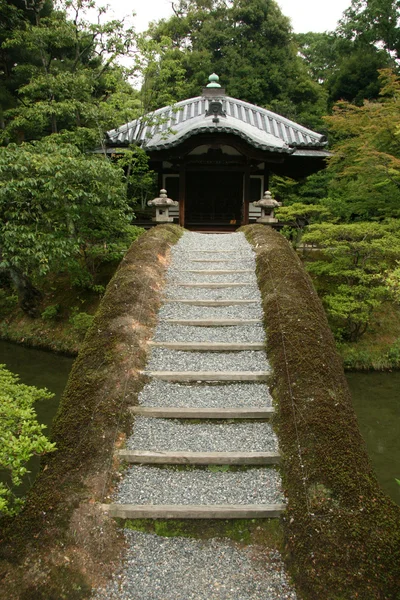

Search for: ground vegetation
xmin=244 ymin=224 xmax=400 ymax=600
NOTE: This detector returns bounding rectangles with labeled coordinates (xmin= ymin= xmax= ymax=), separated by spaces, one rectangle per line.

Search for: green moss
xmin=0 ymin=225 xmax=184 ymax=599
xmin=123 ymin=518 xmax=283 ymax=547
xmin=241 ymin=224 xmax=400 ymax=600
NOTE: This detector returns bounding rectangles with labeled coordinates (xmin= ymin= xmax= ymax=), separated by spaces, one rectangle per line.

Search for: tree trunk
xmin=7 ymin=268 xmax=42 ymax=317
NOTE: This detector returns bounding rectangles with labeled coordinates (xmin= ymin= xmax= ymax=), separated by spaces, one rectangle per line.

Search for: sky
xmin=104 ymin=0 xmax=353 ymax=34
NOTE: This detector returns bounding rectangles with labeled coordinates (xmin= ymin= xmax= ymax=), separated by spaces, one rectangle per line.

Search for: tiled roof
xmin=106 ymin=95 xmax=327 ymax=154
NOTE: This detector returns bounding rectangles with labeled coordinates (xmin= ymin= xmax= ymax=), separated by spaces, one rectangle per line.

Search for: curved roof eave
xmin=106 ymin=94 xmax=327 ymax=152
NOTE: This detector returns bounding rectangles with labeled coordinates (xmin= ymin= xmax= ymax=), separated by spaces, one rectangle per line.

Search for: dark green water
xmin=346 ymin=371 xmax=400 ymax=506
xmin=0 ymin=341 xmax=74 ymax=494
xmin=0 ymin=340 xmax=399 ymax=505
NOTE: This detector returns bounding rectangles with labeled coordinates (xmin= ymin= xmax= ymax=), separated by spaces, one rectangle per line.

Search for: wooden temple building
xmin=105 ymin=75 xmax=329 ymax=230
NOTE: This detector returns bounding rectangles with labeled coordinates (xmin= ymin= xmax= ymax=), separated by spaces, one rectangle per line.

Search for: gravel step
xmin=92 ymin=531 xmax=298 ymax=600
xmin=147 ymin=348 xmax=270 ymax=372
xmin=138 ymin=380 xmax=273 ymax=408
xmin=154 ymin=324 xmax=265 ymax=343
xmin=114 ymin=466 xmax=284 ymax=505
xmin=184 ymin=269 xmax=254 ymax=274
xmin=102 ymin=503 xmax=286 ymax=519
xmin=189 ymin=259 xmax=245 ymax=263
xmin=117 ymin=450 xmax=280 ymax=465
xmin=148 ymin=341 xmax=265 ymax=351
xmin=165 ymin=287 xmax=261 ymax=300
xmin=146 ymin=371 xmax=270 ymax=382
xmin=129 ymin=407 xmax=275 ymax=418
xmin=161 ymin=318 xmax=262 ymax=326
xmin=127 ymin=418 xmax=279 ymax=453
xmin=158 ymin=304 xmax=262 ymax=320
xmin=175 ymin=282 xmax=255 ymax=288
xmin=163 ymin=299 xmax=259 ymax=305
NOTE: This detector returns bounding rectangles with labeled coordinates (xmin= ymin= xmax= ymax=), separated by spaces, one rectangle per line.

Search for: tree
xmin=1 ymin=0 xmax=140 ymax=148
xmin=0 ymin=139 xmax=135 ymax=314
xmin=145 ymin=0 xmax=327 ymax=128
xmin=275 ymin=202 xmax=333 ymax=247
xmin=337 ymin=0 xmax=400 ymax=60
xmin=0 ymin=364 xmax=55 ymax=516
xmin=323 ymin=69 xmax=400 ymax=221
xmin=302 ymin=220 xmax=400 ymax=340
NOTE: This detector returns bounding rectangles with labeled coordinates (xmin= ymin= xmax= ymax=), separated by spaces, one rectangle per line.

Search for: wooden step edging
xmin=162 ymin=319 xmax=262 ymax=327
xmin=148 ymin=341 xmax=265 ymax=351
xmin=117 ymin=450 xmax=280 ymax=465
xmin=101 ymin=503 xmax=286 ymax=519
xmin=144 ymin=371 xmax=270 ymax=382
xmin=128 ymin=406 xmax=274 ymax=418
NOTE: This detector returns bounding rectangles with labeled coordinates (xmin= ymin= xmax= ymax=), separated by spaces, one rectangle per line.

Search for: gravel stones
xmin=126 ymin=417 xmax=279 ymax=453
xmin=147 ymin=348 xmax=270 ymax=372
xmin=93 ymin=531 xmax=298 ymax=600
xmin=92 ymin=232 xmax=297 ymax=600
xmin=154 ymin=324 xmax=266 ymax=343
xmin=117 ymin=466 xmax=283 ymax=505
xmin=158 ymin=302 xmax=263 ymax=320
xmin=138 ymin=380 xmax=273 ymax=408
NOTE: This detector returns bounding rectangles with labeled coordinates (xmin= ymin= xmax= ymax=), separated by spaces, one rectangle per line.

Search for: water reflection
xmin=0 ymin=341 xmax=74 ymax=495
xmin=346 ymin=371 xmax=400 ymax=505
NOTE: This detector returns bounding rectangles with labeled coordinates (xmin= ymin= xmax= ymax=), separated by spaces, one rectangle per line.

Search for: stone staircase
xmin=103 ymin=232 xmax=285 ymax=520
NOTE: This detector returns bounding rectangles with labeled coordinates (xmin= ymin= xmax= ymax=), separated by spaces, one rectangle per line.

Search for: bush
xmin=69 ymin=311 xmax=94 ymax=335
xmin=0 ymin=291 xmax=18 ymax=318
xmin=0 ymin=365 xmax=55 ymax=515
xmin=41 ymin=304 xmax=60 ymax=321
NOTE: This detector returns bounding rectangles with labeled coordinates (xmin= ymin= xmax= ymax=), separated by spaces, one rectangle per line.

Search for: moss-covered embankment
xmin=242 ymin=225 xmax=400 ymax=600
xmin=0 ymin=224 xmax=183 ymax=600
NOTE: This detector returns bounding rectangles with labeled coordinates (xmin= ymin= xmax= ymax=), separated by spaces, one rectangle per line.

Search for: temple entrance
xmin=185 ymin=171 xmax=243 ymax=230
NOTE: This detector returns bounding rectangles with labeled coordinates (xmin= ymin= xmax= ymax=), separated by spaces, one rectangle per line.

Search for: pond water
xmin=0 ymin=341 xmax=74 ymax=495
xmin=346 ymin=371 xmax=400 ymax=506
xmin=0 ymin=340 xmax=399 ymax=506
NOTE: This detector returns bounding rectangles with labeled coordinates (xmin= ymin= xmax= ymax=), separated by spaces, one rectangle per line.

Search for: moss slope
xmin=0 ymin=224 xmax=183 ymax=599
xmin=242 ymin=224 xmax=400 ymax=600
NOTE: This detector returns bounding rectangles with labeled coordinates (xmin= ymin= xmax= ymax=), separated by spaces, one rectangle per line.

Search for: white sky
xmin=104 ymin=0 xmax=352 ymax=34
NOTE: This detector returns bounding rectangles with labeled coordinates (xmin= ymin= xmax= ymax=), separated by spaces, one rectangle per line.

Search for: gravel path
xmin=126 ymin=418 xmax=279 ymax=453
xmin=154 ymin=323 xmax=266 ymax=343
xmin=93 ymin=531 xmax=297 ymax=600
xmin=117 ymin=466 xmax=283 ymax=505
xmin=93 ymin=232 xmax=297 ymax=600
xmin=158 ymin=302 xmax=263 ymax=320
xmin=165 ymin=286 xmax=262 ymax=300
xmin=147 ymin=348 xmax=270 ymax=372
xmin=138 ymin=380 xmax=273 ymax=408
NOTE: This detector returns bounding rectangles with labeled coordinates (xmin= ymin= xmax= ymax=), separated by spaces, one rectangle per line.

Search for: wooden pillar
xmin=179 ymin=163 xmax=186 ymax=227
xmin=157 ymin=167 xmax=163 ymax=192
xmin=243 ymin=164 xmax=250 ymax=225
xmin=263 ymin=165 xmax=270 ymax=192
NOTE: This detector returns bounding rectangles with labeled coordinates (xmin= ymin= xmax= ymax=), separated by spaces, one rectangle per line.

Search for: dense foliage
xmin=145 ymin=0 xmax=327 ymax=128
xmin=0 ymin=139 xmax=136 ymax=313
xmin=0 ymin=364 xmax=55 ymax=515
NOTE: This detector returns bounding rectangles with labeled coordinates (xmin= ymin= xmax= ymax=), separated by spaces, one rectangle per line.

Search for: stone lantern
xmin=253 ymin=191 xmax=282 ymax=224
xmin=148 ymin=189 xmax=178 ymax=223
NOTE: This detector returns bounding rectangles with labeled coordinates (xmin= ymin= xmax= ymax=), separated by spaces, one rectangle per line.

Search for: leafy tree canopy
xmin=323 ymin=69 xmax=400 ymax=221
xmin=303 ymin=220 xmax=400 ymax=340
xmin=0 ymin=139 xmax=135 ymax=313
xmin=1 ymin=0 xmax=141 ymax=147
xmin=145 ymin=0 xmax=327 ymax=128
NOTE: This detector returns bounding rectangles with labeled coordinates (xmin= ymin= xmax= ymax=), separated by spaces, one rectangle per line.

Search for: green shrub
xmin=41 ymin=304 xmax=60 ymax=321
xmin=0 ymin=291 xmax=18 ymax=317
xmin=69 ymin=311 xmax=94 ymax=335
